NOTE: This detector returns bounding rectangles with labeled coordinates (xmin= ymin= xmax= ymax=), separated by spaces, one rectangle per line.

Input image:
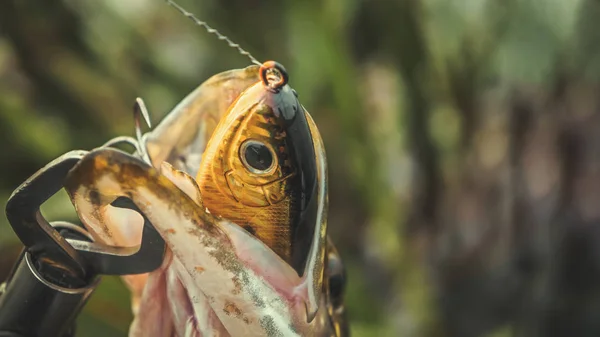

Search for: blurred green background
xmin=1 ymin=0 xmax=600 ymax=336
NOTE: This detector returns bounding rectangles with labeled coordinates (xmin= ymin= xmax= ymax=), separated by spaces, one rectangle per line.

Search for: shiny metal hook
xmin=100 ymin=97 xmax=153 ymax=165
xmin=133 ymin=97 xmax=153 ymax=164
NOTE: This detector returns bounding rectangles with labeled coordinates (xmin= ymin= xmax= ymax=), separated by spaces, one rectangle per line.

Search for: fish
xmin=65 ymin=65 xmax=262 ymax=315
xmin=63 ymin=62 xmax=347 ymax=336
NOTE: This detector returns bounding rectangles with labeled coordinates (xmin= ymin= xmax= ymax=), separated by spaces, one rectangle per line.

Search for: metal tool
xmin=0 ymin=141 xmax=166 ymax=337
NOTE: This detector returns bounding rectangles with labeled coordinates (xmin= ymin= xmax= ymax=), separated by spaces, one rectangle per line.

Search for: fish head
xmin=196 ymin=61 xmax=320 ymax=278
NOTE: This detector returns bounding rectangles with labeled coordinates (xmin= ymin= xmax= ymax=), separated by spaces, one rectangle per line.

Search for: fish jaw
xmin=64 ymin=148 xmax=325 ymax=336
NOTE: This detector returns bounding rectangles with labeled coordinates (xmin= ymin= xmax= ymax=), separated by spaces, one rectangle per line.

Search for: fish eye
xmin=240 ymin=140 xmax=276 ymax=174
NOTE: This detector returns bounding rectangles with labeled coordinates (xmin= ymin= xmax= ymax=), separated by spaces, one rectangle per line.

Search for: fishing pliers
xmin=0 ymin=140 xmax=166 ymax=337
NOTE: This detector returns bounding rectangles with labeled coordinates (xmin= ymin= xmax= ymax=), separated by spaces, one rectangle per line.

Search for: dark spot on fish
xmin=202 ymin=234 xmax=267 ymax=309
xmin=223 ymin=301 xmax=243 ymax=317
xmin=260 ymin=316 xmax=282 ymax=336
xmin=242 ymin=224 xmax=256 ymax=236
xmin=187 ymin=227 xmax=202 ymax=237
xmin=88 ymin=190 xmax=101 ymax=205
xmin=232 ymin=276 xmax=242 ymax=295
xmin=187 ymin=220 xmax=220 ymax=237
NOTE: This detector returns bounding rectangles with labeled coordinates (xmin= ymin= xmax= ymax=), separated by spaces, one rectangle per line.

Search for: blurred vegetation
xmin=1 ymin=0 xmax=600 ymax=336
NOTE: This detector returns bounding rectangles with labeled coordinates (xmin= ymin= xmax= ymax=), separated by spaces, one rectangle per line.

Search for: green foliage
xmin=1 ymin=0 xmax=599 ymax=336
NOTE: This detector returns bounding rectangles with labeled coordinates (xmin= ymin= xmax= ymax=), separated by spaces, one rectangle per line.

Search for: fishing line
xmin=165 ymin=0 xmax=262 ymax=66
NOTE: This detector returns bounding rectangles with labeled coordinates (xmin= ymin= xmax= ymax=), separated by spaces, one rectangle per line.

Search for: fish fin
xmin=121 ymin=273 xmax=149 ymax=315
xmin=161 ymin=161 xmax=203 ymax=207
xmin=128 ymin=258 xmax=174 ymax=337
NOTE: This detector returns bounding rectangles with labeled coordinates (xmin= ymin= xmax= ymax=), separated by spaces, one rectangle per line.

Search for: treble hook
xmin=101 ymin=97 xmax=153 ymax=165
xmin=133 ymin=97 xmax=153 ymax=164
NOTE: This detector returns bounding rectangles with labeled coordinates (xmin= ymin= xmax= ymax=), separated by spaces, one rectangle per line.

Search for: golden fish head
xmin=196 ymin=61 xmax=323 ymax=278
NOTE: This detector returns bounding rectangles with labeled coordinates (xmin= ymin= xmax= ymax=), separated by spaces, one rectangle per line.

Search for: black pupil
xmin=244 ymin=143 xmax=273 ymax=171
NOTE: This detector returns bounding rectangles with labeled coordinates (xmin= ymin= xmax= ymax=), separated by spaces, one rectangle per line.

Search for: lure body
xmin=64 ymin=63 xmax=347 ymax=336
xmin=196 ymin=62 xmax=320 ymax=279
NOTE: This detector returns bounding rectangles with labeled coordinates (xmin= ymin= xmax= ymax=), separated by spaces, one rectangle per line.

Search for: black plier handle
xmin=0 ymin=146 xmax=166 ymax=337
xmin=5 ymin=149 xmax=166 ymax=280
